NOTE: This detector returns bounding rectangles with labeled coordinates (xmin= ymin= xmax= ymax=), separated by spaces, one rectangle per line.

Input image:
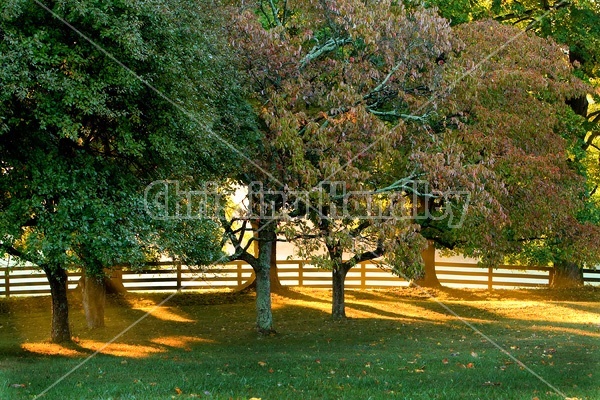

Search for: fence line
xmin=0 ymin=260 xmax=599 ymax=297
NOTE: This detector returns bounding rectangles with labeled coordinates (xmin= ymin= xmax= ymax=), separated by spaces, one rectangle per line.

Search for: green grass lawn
xmin=0 ymin=287 xmax=598 ymax=399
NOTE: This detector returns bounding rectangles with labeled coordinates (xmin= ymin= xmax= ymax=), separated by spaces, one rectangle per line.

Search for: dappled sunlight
xmin=530 ymin=325 xmax=600 ymax=339
xmin=482 ymin=301 xmax=600 ymax=324
xmin=345 ymin=301 xmax=453 ymax=322
xmin=150 ymin=335 xmax=215 ymax=348
xmin=78 ymin=339 xmax=164 ymax=358
xmin=21 ymin=342 xmax=86 ymax=357
xmin=124 ymin=297 xmax=195 ymax=322
xmin=277 ymin=298 xmax=332 ymax=314
xmin=20 ymin=336 xmax=215 ymax=358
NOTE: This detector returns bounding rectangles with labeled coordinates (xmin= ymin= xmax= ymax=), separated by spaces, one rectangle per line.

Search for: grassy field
xmin=0 ymin=286 xmax=598 ymax=399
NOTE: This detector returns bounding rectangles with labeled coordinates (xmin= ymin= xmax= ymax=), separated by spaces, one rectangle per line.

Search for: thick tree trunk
xmin=104 ymin=266 xmax=127 ymax=294
xmin=81 ymin=273 xmax=106 ymax=329
xmin=332 ymin=267 xmax=349 ymax=319
xmin=551 ymin=261 xmax=584 ymax=288
xmin=42 ymin=265 xmax=71 ymax=343
xmin=412 ymin=241 xmax=441 ymax=288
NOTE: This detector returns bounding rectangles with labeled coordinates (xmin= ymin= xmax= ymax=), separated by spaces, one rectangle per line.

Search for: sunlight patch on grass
xmin=530 ymin=325 xmax=600 ymax=338
xmin=124 ymin=298 xmax=195 ymax=322
xmin=485 ymin=301 xmax=600 ymax=324
xmin=78 ymin=340 xmax=164 ymax=358
xmin=150 ymin=335 xmax=215 ymax=348
xmin=21 ymin=342 xmax=86 ymax=357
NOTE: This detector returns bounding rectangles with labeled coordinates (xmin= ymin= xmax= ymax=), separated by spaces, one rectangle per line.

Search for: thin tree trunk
xmin=42 ymin=264 xmax=71 ymax=343
xmin=551 ymin=261 xmax=584 ymax=288
xmin=269 ymin=240 xmax=284 ymax=292
xmin=255 ymin=237 xmax=274 ymax=334
xmin=81 ymin=272 xmax=106 ymax=328
xmin=412 ymin=241 xmax=441 ymax=288
xmin=332 ymin=266 xmax=349 ymax=319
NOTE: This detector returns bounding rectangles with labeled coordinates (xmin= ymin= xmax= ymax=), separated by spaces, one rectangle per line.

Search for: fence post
xmin=361 ymin=262 xmax=367 ymax=289
xmin=488 ymin=266 xmax=493 ymax=291
xmin=237 ymin=262 xmax=243 ymax=287
xmin=298 ymin=261 xmax=304 ymax=287
xmin=4 ymin=268 xmax=9 ymax=298
xmin=176 ymin=261 xmax=182 ymax=290
xmin=548 ymin=268 xmax=554 ymax=287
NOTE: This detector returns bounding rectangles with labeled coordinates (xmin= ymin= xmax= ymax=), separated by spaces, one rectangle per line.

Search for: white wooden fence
xmin=1 ymin=260 xmax=599 ymax=297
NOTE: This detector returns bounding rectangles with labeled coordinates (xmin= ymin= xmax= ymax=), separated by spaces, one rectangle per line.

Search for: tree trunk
xmin=254 ymin=225 xmax=275 ymax=334
xmin=237 ymin=243 xmax=282 ymax=293
xmin=42 ymin=264 xmax=71 ymax=343
xmin=104 ymin=266 xmax=127 ymax=294
xmin=551 ymin=261 xmax=584 ymax=288
xmin=332 ymin=266 xmax=349 ymax=319
xmin=81 ymin=273 xmax=106 ymax=329
xmin=269 ymin=240 xmax=284 ymax=292
xmin=412 ymin=241 xmax=441 ymax=288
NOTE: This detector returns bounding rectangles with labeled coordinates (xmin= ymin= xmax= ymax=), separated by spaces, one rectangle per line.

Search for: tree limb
xmin=299 ymin=37 xmax=353 ymax=69
xmin=367 ymin=108 xmax=433 ymax=122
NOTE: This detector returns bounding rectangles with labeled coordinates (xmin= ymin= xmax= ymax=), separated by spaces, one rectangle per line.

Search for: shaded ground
xmin=0 ymin=287 xmax=598 ymax=399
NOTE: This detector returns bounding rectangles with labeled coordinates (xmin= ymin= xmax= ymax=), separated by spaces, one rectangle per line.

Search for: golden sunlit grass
xmin=0 ymin=286 xmax=599 ymax=399
xmin=124 ymin=297 xmax=196 ymax=322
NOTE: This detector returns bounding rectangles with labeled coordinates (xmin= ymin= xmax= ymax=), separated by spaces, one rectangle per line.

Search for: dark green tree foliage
xmin=0 ymin=0 xmax=255 ymax=340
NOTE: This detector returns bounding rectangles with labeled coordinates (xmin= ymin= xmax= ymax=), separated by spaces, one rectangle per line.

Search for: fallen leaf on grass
xmin=258 ymin=361 xmax=267 ymax=367
xmin=483 ymin=381 xmax=501 ymax=386
xmin=442 ymin=358 xmax=449 ymax=364
xmin=175 ymin=387 xmax=182 ymax=395
xmin=471 ymin=352 xmax=478 ymax=358
xmin=466 ymin=363 xmax=474 ymax=369
xmin=10 ymin=384 xmax=25 ymax=388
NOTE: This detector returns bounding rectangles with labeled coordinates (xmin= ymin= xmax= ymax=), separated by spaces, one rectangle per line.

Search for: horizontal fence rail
xmin=0 ymin=261 xmax=599 ymax=297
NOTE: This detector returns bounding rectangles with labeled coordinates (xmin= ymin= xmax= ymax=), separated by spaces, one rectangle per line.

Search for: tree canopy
xmin=0 ymin=0 xmax=256 ymax=340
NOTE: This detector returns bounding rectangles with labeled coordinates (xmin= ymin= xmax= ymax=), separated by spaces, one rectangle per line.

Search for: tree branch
xmin=343 ymin=241 xmax=384 ymax=271
xmin=299 ymin=37 xmax=353 ymax=69
xmin=371 ymin=62 xmax=403 ymax=94
xmin=366 ymin=108 xmax=433 ymax=122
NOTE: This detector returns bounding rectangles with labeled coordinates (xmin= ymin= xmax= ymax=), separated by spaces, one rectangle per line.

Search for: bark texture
xmin=81 ymin=273 xmax=106 ymax=328
xmin=412 ymin=241 xmax=441 ymax=287
xmin=551 ymin=261 xmax=584 ymax=288
xmin=255 ymin=237 xmax=275 ymax=334
xmin=104 ymin=266 xmax=127 ymax=294
xmin=332 ymin=267 xmax=349 ymax=319
xmin=42 ymin=265 xmax=71 ymax=343
xmin=269 ymin=241 xmax=284 ymax=292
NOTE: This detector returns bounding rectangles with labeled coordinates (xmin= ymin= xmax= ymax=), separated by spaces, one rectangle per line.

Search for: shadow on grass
xmin=2 ymin=287 xmax=599 ymax=362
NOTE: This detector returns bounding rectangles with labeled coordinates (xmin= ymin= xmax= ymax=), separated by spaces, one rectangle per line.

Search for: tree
xmin=0 ymin=0 xmax=254 ymax=340
xmin=416 ymin=20 xmax=600 ymax=285
xmin=228 ymin=0 xmax=598 ymax=315
xmin=425 ymin=0 xmax=600 ymax=287
xmin=228 ymin=0 xmax=480 ymax=318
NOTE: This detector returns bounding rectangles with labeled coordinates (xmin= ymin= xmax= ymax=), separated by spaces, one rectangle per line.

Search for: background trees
xmin=229 ymin=0 xmax=600 ymax=317
xmin=0 ymin=0 xmax=254 ymax=341
xmin=422 ymin=0 xmax=600 ymax=287
xmin=227 ymin=0 xmax=458 ymax=319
